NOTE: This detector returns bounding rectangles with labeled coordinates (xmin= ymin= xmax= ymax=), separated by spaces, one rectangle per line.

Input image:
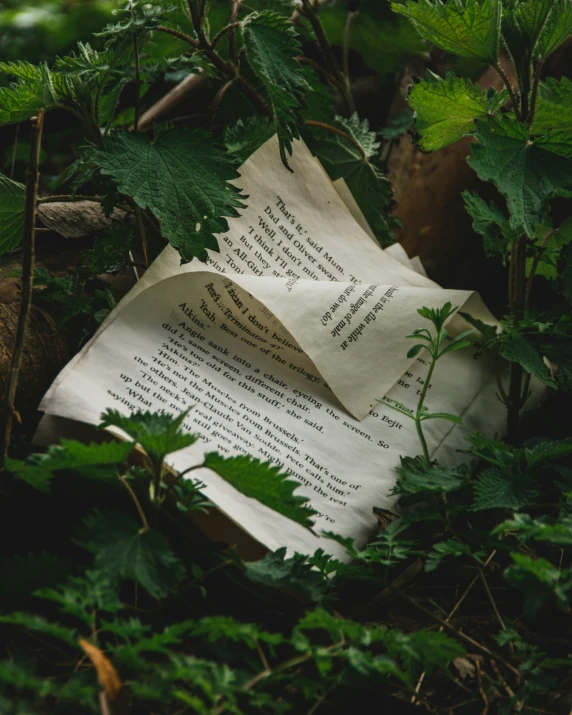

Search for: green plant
xmin=393 ymin=0 xmax=572 ymax=442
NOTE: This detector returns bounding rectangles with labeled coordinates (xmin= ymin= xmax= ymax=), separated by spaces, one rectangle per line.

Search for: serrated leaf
xmin=395 ymin=456 xmax=470 ymax=495
xmin=224 ymin=116 xmax=275 ymax=163
xmin=392 ymin=0 xmax=501 ymax=64
xmin=532 ymin=77 xmax=572 ymax=134
xmin=241 ymin=10 xmax=308 ymax=165
xmin=244 ymin=548 xmax=332 ymax=603
xmin=504 ymin=552 xmax=572 ymax=615
xmin=99 ymin=409 xmax=198 ymax=469
xmin=462 ymin=191 xmax=513 ymax=257
xmin=305 ymin=114 xmax=399 ymax=247
xmin=0 ymin=612 xmax=77 ymax=647
xmin=0 ymin=172 xmax=25 ymax=255
xmin=191 ymin=616 xmax=284 ymax=649
xmin=82 ymin=509 xmax=185 ymax=599
xmin=502 ymin=0 xmax=555 ymax=72
xmin=36 ymin=571 xmax=121 ymax=626
xmin=204 ymin=452 xmax=316 ymax=529
xmin=536 ymin=0 xmax=572 ymax=58
xmin=425 ymin=539 xmax=476 ymax=572
xmin=6 ymin=439 xmax=134 ymax=494
xmin=524 ymin=438 xmax=572 ymax=466
xmin=494 ymin=513 xmax=572 ymax=546
xmin=0 ymin=62 xmax=59 ymax=126
xmin=458 ymin=310 xmax=499 ymax=343
xmin=92 ymin=129 xmax=246 ymax=261
xmin=473 ymin=466 xmax=540 ymax=510
xmin=499 ymin=332 xmax=556 ymax=387
xmin=409 ymin=71 xmax=505 ymax=151
xmin=468 ymin=116 xmax=572 ymax=237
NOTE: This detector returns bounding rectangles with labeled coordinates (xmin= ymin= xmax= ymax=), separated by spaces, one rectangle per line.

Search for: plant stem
xmin=229 ymin=0 xmax=242 ymax=66
xmin=507 ymin=236 xmax=526 ymax=443
xmin=1 ymin=111 xmax=44 ymax=468
xmin=133 ymin=35 xmax=142 ymax=132
xmin=527 ymin=60 xmax=544 ymax=126
xmin=118 ymin=474 xmax=149 ymax=532
xmin=342 ymin=11 xmax=357 ymax=114
xmin=211 ymin=21 xmax=241 ymax=50
xmin=304 ymin=120 xmax=366 ymax=160
xmin=134 ymin=205 xmax=149 ymax=269
xmin=156 ymin=25 xmax=200 ymax=48
xmin=415 ymin=352 xmax=437 ymax=464
xmin=494 ymin=62 xmax=521 ymax=121
xmin=525 ymin=227 xmax=557 ymax=309
xmin=37 ymin=194 xmax=103 ymax=203
xmin=10 ymin=124 xmax=19 ymax=180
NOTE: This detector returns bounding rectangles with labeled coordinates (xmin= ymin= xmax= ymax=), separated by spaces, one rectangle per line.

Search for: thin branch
xmin=211 ymin=21 xmax=241 ymax=50
xmin=304 ymin=120 xmax=367 ymax=160
xmin=211 ymin=80 xmax=235 ymax=128
xmin=38 ymin=194 xmax=103 ymax=204
xmin=134 ymin=205 xmax=149 ymax=269
xmin=136 ymin=73 xmax=204 ymax=131
xmin=118 ymin=474 xmax=149 ymax=531
xmin=494 ymin=62 xmax=521 ymax=121
xmin=229 ymin=0 xmax=242 ymax=65
xmin=1 ymin=110 xmax=44 ymax=467
xmin=300 ymin=0 xmax=344 ymax=85
xmin=235 ymin=76 xmax=272 ymax=116
xmin=525 ymin=228 xmax=557 ymax=309
xmin=343 ymin=11 xmax=356 ymax=86
xmin=527 ymin=60 xmax=544 ymax=127
xmin=297 ymin=55 xmax=341 ymax=87
xmin=133 ymin=34 xmax=142 ymax=131
xmin=156 ymin=25 xmax=200 ymax=48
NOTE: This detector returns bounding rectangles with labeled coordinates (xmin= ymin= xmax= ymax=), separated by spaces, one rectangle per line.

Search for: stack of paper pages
xmin=36 ymin=137 xmax=532 ymax=560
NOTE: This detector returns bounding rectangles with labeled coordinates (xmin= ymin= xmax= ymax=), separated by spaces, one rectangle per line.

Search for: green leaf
xmin=92 ymin=129 xmax=246 ymax=262
xmin=409 ymin=71 xmax=505 ymax=151
xmin=524 ymin=438 xmax=572 ymax=467
xmin=241 ymin=10 xmax=308 ymax=165
xmin=462 ymin=191 xmax=513 ymax=257
xmin=99 ymin=409 xmax=198 ymax=468
xmin=36 ymin=571 xmax=121 ymax=626
xmin=204 ymin=452 xmax=316 ymax=529
xmin=190 ymin=616 xmax=284 ymax=649
xmin=81 ymin=509 xmax=186 ymax=599
xmin=394 ymin=456 xmax=470 ymax=495
xmin=0 ymin=612 xmax=77 ymax=648
xmin=499 ymin=331 xmax=556 ymax=387
xmin=536 ymin=0 xmax=572 ymax=59
xmin=0 ymin=173 xmax=25 ymax=255
xmin=458 ymin=310 xmax=499 ymax=342
xmin=425 ymin=539 xmax=478 ymax=572
xmin=244 ymin=547 xmax=332 ymax=603
xmin=468 ymin=116 xmax=572 ymax=237
xmin=494 ymin=513 xmax=572 ymax=546
xmin=504 ymin=552 xmax=572 ymax=615
xmin=305 ymin=114 xmax=399 ymax=247
xmin=392 ymin=0 xmax=501 ymax=64
xmin=224 ymin=116 xmax=275 ymax=163
xmin=385 ymin=629 xmax=465 ymax=679
xmin=0 ymin=62 xmax=59 ymax=126
xmin=532 ymin=77 xmax=572 ymax=134
xmin=473 ymin=466 xmax=540 ymax=510
xmin=6 ymin=439 xmax=134 ymax=493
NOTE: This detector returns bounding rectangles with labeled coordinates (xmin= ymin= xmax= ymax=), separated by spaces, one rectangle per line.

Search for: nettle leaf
xmin=458 ymin=310 xmax=499 ymax=343
xmin=0 ymin=62 xmax=59 ymax=126
xmin=494 ymin=513 xmax=572 ymax=546
xmin=425 ymin=539 xmax=478 ymax=572
xmin=504 ymin=552 xmax=572 ymax=615
xmin=536 ymin=0 xmax=572 ymax=59
xmin=502 ymin=0 xmax=555 ymax=70
xmin=532 ymin=77 xmax=572 ymax=134
xmin=392 ymin=0 xmax=501 ymax=64
xmin=498 ymin=332 xmax=556 ymax=387
xmin=241 ymin=10 xmax=308 ymax=164
xmin=92 ymin=129 xmax=246 ymax=261
xmin=409 ymin=71 xmax=506 ymax=151
xmin=224 ymin=116 xmax=275 ymax=164
xmin=82 ymin=509 xmax=186 ymax=599
xmin=462 ymin=191 xmax=514 ymax=257
xmin=0 ymin=173 xmax=25 ymax=256
xmin=524 ymin=438 xmax=572 ymax=467
xmin=244 ymin=548 xmax=332 ymax=603
xmin=394 ymin=456 xmax=470 ymax=495
xmin=204 ymin=452 xmax=316 ymax=529
xmin=5 ymin=439 xmax=134 ymax=493
xmin=99 ymin=409 xmax=198 ymax=467
xmin=468 ymin=116 xmax=572 ymax=237
xmin=473 ymin=466 xmax=540 ymax=510
xmin=305 ymin=114 xmax=399 ymax=247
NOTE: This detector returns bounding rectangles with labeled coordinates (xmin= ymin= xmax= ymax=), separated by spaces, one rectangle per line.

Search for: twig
xmin=137 ymin=73 xmax=204 ymax=131
xmin=1 ymin=111 xmax=44 ymax=468
xmin=478 ymin=567 xmax=509 ymax=634
xmin=134 ymin=205 xmax=149 ymax=269
xmin=343 ymin=11 xmax=356 ymax=89
xmin=475 ymin=659 xmax=489 ymax=713
xmin=297 ymin=55 xmax=341 ymax=86
xmin=10 ymin=124 xmax=19 ymax=180
xmin=411 ymin=551 xmax=497 ymax=703
xmin=211 ymin=80 xmax=235 ymax=128
xmin=393 ymin=586 xmax=520 ymax=678
xmin=304 ymin=120 xmax=367 ymax=160
xmin=300 ymin=0 xmax=344 ymax=85
xmin=235 ymin=76 xmax=272 ymax=116
xmin=118 ymin=474 xmax=149 ymax=531
xmin=156 ymin=25 xmax=200 ymax=48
